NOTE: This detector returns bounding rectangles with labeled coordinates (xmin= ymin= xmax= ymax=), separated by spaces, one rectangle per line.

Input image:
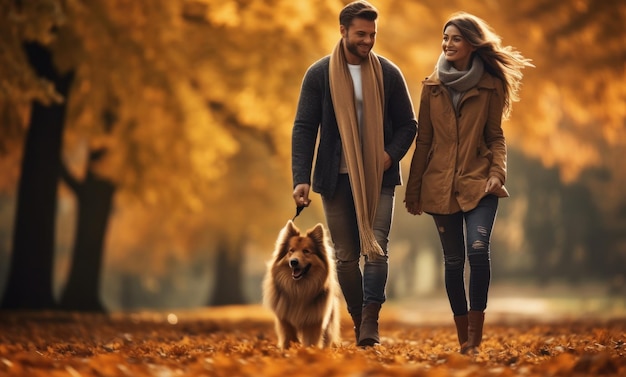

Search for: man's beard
xmin=345 ymin=39 xmax=371 ymax=61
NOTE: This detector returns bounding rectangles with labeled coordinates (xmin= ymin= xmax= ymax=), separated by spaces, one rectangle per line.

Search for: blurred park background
xmin=0 ymin=0 xmax=624 ymax=315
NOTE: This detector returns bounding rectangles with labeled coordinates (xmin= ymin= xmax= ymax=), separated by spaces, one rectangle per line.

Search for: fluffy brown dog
xmin=262 ymin=220 xmax=341 ymax=349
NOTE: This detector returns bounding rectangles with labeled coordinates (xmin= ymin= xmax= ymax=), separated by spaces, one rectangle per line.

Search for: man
xmin=291 ymin=0 xmax=417 ymax=347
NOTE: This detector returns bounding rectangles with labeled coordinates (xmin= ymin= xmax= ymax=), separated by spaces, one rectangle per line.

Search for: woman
xmin=404 ymin=12 xmax=532 ymax=354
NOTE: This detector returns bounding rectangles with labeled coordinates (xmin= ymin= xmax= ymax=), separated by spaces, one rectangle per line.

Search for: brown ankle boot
xmin=464 ymin=310 xmax=485 ymax=355
xmin=351 ymin=313 xmax=362 ymax=343
xmin=358 ymin=303 xmax=381 ymax=347
xmin=453 ymin=314 xmax=469 ymax=353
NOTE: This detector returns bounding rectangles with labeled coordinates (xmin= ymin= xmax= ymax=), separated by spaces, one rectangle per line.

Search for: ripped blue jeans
xmin=431 ymin=195 xmax=498 ymax=316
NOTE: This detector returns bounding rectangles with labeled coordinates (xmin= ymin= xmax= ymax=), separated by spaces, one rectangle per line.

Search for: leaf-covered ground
xmin=0 ymin=305 xmax=624 ymax=377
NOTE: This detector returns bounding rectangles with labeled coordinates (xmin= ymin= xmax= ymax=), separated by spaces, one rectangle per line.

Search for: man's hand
xmin=383 ymin=152 xmax=392 ymax=171
xmin=293 ymin=183 xmax=311 ymax=207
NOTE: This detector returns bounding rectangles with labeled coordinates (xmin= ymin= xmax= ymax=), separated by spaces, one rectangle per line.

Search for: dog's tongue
xmin=292 ymin=268 xmax=303 ymax=280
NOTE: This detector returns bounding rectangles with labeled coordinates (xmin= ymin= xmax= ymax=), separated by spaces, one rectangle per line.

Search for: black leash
xmin=291 ymin=202 xmax=310 ymax=221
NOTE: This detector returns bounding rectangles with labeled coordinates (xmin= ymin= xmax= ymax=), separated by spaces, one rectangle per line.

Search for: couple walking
xmin=291 ymin=0 xmax=532 ymax=353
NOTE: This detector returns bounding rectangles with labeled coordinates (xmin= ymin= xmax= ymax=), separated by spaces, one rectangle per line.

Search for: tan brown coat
xmin=405 ymin=70 xmax=509 ymax=215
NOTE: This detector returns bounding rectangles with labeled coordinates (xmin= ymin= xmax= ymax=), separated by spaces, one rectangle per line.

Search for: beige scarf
xmin=329 ymin=39 xmax=385 ymax=258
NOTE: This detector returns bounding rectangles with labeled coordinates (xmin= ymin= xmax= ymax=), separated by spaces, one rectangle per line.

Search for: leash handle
xmin=291 ymin=202 xmax=310 ymax=221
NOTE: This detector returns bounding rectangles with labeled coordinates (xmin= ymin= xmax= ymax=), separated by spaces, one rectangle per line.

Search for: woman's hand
xmin=485 ymin=176 xmax=503 ymax=194
xmin=405 ymin=200 xmax=423 ymax=215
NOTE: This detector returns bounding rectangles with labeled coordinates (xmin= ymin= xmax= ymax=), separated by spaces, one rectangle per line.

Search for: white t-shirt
xmin=348 ymin=63 xmax=363 ymax=128
xmin=340 ymin=63 xmax=363 ymax=173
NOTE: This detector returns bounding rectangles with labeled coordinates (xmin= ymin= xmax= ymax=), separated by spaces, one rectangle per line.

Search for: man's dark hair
xmin=339 ymin=1 xmax=378 ymax=29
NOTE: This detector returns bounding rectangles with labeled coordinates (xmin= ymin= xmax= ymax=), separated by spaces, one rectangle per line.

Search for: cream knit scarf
xmin=329 ymin=39 xmax=385 ymax=258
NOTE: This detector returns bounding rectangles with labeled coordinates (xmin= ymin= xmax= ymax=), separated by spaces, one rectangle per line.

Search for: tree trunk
xmin=209 ymin=237 xmax=246 ymax=306
xmin=58 ymin=158 xmax=115 ymax=312
xmin=1 ymin=43 xmax=74 ymax=310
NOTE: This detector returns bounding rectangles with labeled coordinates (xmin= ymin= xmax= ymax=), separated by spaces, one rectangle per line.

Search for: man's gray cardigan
xmin=292 ymin=55 xmax=418 ymax=199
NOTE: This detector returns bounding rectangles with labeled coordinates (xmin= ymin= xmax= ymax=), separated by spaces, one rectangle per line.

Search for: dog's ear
xmin=275 ymin=220 xmax=300 ymax=260
xmin=306 ymin=223 xmax=326 ymax=250
xmin=285 ymin=220 xmax=300 ymax=238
